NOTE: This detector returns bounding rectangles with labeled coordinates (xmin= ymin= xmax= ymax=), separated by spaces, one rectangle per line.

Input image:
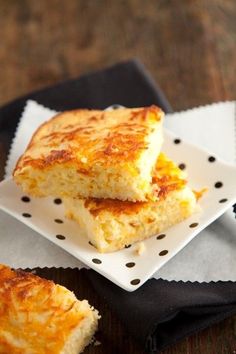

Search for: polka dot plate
xmin=0 ymin=129 xmax=236 ymax=291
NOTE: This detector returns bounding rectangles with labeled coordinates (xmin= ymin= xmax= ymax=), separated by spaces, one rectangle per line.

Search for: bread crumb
xmin=193 ymin=187 xmax=208 ymax=201
xmin=81 ymin=156 xmax=87 ymax=163
xmin=134 ymin=242 xmax=146 ymax=255
xmin=94 ymin=340 xmax=101 ymax=346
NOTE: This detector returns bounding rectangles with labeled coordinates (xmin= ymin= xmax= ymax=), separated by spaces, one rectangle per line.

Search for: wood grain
xmin=0 ymin=1 xmax=236 ymax=353
xmin=0 ymin=0 xmax=235 ymax=111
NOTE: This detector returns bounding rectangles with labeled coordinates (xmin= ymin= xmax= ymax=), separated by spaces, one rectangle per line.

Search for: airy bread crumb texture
xmin=64 ymin=153 xmax=197 ymax=253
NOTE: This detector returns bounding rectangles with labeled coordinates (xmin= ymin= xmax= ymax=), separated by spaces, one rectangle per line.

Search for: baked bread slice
xmin=64 ymin=153 xmax=197 ymax=253
xmin=0 ymin=264 xmax=99 ymax=354
xmin=13 ymin=106 xmax=164 ymax=202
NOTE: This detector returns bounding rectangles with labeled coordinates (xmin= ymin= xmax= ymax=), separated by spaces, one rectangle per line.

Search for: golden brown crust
xmin=13 ymin=106 xmax=163 ymax=176
xmin=0 ymin=264 xmax=88 ymax=353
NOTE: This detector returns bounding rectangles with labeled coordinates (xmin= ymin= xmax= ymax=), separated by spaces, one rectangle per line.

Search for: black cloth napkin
xmin=87 ymin=270 xmax=236 ymax=353
xmin=0 ymin=58 xmax=172 ymax=155
xmin=1 ymin=59 xmax=236 ymax=353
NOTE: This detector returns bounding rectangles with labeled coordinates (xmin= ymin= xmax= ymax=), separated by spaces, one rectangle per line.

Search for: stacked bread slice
xmin=14 ymin=106 xmax=197 ymax=253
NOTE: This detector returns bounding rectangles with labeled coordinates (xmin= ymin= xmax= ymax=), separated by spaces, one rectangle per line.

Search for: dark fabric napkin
xmin=0 ymin=58 xmax=172 ymax=156
xmin=1 ymin=59 xmax=236 ymax=353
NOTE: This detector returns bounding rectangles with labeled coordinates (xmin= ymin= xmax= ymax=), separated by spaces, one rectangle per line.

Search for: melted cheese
xmin=13 ymin=106 xmax=164 ymax=201
xmin=0 ymin=264 xmax=99 ymax=354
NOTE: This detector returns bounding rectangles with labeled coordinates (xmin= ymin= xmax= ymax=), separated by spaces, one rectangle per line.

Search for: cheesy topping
xmin=14 ymin=106 xmax=163 ymax=173
xmin=0 ymin=264 xmax=97 ymax=354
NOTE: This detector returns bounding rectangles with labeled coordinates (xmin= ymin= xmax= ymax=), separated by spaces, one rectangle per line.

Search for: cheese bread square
xmin=0 ymin=264 xmax=99 ymax=354
xmin=64 ymin=153 xmax=197 ymax=253
xmin=13 ymin=106 xmax=164 ymax=201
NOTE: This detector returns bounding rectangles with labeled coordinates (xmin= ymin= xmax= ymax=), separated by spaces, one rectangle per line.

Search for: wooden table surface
xmin=0 ymin=1 xmax=236 ymax=353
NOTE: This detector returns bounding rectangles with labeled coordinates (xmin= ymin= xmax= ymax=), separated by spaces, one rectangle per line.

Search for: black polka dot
xmin=174 ymin=138 xmax=181 ymax=144
xmin=21 ymin=196 xmax=30 ymax=203
xmin=125 ymin=244 xmax=131 ymax=249
xmin=215 ymin=182 xmax=223 ymax=189
xmin=130 ymin=279 xmax=140 ymax=285
xmin=54 ymin=198 xmax=62 ymax=205
xmin=208 ymin=156 xmax=216 ymax=162
xmin=219 ymin=198 xmax=228 ymax=203
xmin=159 ymin=250 xmax=168 ymax=256
xmin=126 ymin=262 xmax=135 ymax=268
xmin=22 ymin=213 xmax=31 ymax=218
xmin=56 ymin=234 xmax=66 ymax=240
xmin=156 ymin=234 xmax=166 ymax=240
xmin=178 ymin=163 xmax=186 ymax=170
xmin=189 ymin=223 xmax=198 ymax=228
xmin=92 ymin=258 xmax=102 ymax=264
xmin=54 ymin=219 xmax=63 ymax=224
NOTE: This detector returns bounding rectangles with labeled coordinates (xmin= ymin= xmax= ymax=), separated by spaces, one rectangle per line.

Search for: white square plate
xmin=0 ymin=129 xmax=236 ymax=291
